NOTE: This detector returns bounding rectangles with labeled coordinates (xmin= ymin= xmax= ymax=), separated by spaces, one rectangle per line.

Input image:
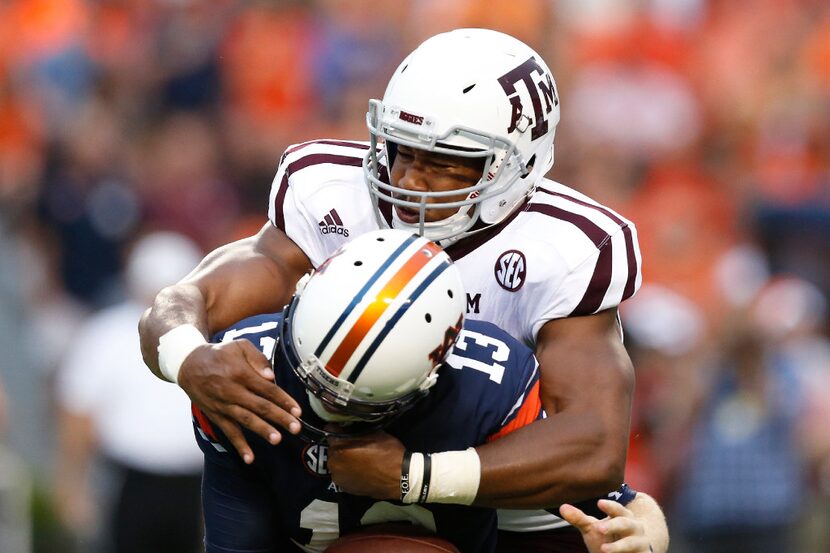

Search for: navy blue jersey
xmin=194 ymin=313 xmax=542 ymax=553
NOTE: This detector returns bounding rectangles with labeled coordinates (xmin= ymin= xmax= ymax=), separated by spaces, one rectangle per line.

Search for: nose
xmin=398 ymin=165 xmax=428 ymax=193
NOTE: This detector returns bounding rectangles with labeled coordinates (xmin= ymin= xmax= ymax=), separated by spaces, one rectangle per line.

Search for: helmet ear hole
xmin=521 ymin=155 xmax=536 ymax=178
xmin=354 ymin=261 xmax=363 ymax=266
xmin=425 ymin=313 xmax=432 ymax=323
xmin=447 ymin=289 xmax=454 ymax=299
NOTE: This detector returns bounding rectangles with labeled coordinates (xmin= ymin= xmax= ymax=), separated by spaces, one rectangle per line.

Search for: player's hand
xmin=178 ymin=339 xmax=302 ymax=463
xmin=560 ymin=499 xmax=652 ymax=553
xmin=327 ymin=431 xmax=405 ymax=500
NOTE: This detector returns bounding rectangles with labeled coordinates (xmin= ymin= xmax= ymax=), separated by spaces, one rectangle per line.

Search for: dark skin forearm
xmin=140 ymin=283 xmax=210 ymax=379
xmin=328 ymin=308 xmax=635 ymax=509
xmin=138 ymin=223 xmax=312 ymax=461
xmin=474 ymin=308 xmax=634 ymax=507
xmin=138 ymin=223 xmax=311 ymax=377
xmin=475 ymin=413 xmax=623 ymax=507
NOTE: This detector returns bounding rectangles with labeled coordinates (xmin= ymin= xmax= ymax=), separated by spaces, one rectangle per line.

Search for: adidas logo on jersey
xmin=318 ymin=209 xmax=349 ymax=237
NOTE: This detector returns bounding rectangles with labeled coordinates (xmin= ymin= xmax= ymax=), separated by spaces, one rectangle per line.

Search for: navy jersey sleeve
xmin=194 ymin=313 xmax=285 ymax=452
xmin=389 ymin=318 xmax=542 ymax=453
xmin=211 ymin=313 xmax=283 ymax=349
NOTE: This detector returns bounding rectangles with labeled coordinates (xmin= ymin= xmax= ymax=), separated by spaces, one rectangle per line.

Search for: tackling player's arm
xmin=329 ymin=308 xmax=634 ymax=509
xmin=138 ymin=223 xmax=312 ymax=462
xmin=473 ymin=307 xmax=633 ymax=507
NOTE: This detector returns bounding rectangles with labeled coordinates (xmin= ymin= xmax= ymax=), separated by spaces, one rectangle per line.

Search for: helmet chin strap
xmin=391 ymin=204 xmax=476 ymax=246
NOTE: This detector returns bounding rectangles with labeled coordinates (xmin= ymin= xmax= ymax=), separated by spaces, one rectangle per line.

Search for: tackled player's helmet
xmin=364 ymin=28 xmax=560 ymax=243
xmin=277 ymin=229 xmax=465 ymax=441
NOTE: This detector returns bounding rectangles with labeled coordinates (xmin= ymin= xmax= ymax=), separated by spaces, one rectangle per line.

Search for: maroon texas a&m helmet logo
xmin=498 ymin=57 xmax=558 ymax=141
xmin=494 ymin=250 xmax=527 ymax=292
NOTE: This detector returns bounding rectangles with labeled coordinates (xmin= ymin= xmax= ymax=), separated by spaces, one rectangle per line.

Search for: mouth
xmin=395 ymin=205 xmax=422 ymax=224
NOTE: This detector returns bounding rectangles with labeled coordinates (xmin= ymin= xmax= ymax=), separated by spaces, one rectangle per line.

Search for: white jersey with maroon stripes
xmin=267 ymin=138 xmax=643 ymax=532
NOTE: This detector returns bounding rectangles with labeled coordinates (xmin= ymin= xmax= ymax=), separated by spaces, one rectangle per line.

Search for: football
xmin=325 ymin=523 xmax=461 ymax=553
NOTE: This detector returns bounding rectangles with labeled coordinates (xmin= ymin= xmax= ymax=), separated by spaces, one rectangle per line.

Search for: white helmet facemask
xmin=364 ymin=28 xmax=560 ymax=245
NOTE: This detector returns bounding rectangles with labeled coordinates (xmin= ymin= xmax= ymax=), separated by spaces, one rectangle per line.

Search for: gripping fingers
xmin=237 ymin=339 xmax=276 ymax=381
xmin=236 ymin=341 xmax=302 ymax=421
xmin=213 ymin=414 xmax=256 ymax=464
xmin=244 ymin=378 xmax=302 ymax=434
xmin=227 ymin=404 xmax=286 ymax=446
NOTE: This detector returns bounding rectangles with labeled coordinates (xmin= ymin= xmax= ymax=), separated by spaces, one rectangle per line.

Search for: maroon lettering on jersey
xmin=399 ymin=111 xmax=425 ymax=125
xmin=466 ymin=292 xmax=481 ymax=314
xmin=497 ymin=57 xmax=558 ymax=140
xmin=494 ymin=250 xmax=527 ymax=291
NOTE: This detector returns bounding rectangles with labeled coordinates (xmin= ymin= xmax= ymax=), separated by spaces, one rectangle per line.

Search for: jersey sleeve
xmin=267 ymin=145 xmax=328 ymax=267
xmin=484 ymin=359 xmax=543 ymax=443
xmin=525 ymin=188 xmax=643 ymax=338
xmin=212 ymin=313 xmax=283 ymax=346
xmin=470 ymin=322 xmax=544 ymax=443
xmin=456 ymin=320 xmax=543 ymax=441
xmin=266 ymin=140 xmax=375 ymax=268
xmin=395 ymin=319 xmax=543 ymax=451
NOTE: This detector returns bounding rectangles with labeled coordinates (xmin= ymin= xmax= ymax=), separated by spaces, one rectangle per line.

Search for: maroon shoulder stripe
xmin=573 ymin=242 xmax=613 ymax=315
xmin=526 ymin=203 xmax=610 ymax=248
xmin=526 ymin=203 xmax=613 ymax=315
xmin=537 ymin=188 xmax=639 ymax=301
xmin=619 ymin=224 xmax=638 ymax=301
xmin=286 ymin=140 xmax=371 ymax=155
xmin=273 ymin=154 xmax=364 ymax=231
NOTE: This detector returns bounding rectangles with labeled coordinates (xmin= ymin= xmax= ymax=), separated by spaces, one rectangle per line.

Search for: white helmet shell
xmin=364 ymin=28 xmax=560 ymax=243
xmin=283 ymin=229 xmax=465 ymax=423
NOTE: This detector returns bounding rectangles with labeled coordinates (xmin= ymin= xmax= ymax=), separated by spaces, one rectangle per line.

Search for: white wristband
xmin=157 ymin=324 xmax=207 ymax=384
xmin=401 ymin=448 xmax=481 ymax=505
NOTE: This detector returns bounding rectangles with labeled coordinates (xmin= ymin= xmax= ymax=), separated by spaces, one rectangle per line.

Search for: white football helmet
xmin=276 ymin=229 xmax=465 ymax=440
xmin=364 ymin=28 xmax=560 ymax=243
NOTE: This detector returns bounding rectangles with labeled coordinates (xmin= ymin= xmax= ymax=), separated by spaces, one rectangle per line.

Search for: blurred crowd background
xmin=0 ymin=0 xmax=829 ymax=552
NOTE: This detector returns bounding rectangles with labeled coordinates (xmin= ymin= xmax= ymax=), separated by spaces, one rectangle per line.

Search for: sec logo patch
xmin=494 ymin=250 xmax=526 ymax=291
xmin=303 ymin=443 xmax=330 ymax=476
